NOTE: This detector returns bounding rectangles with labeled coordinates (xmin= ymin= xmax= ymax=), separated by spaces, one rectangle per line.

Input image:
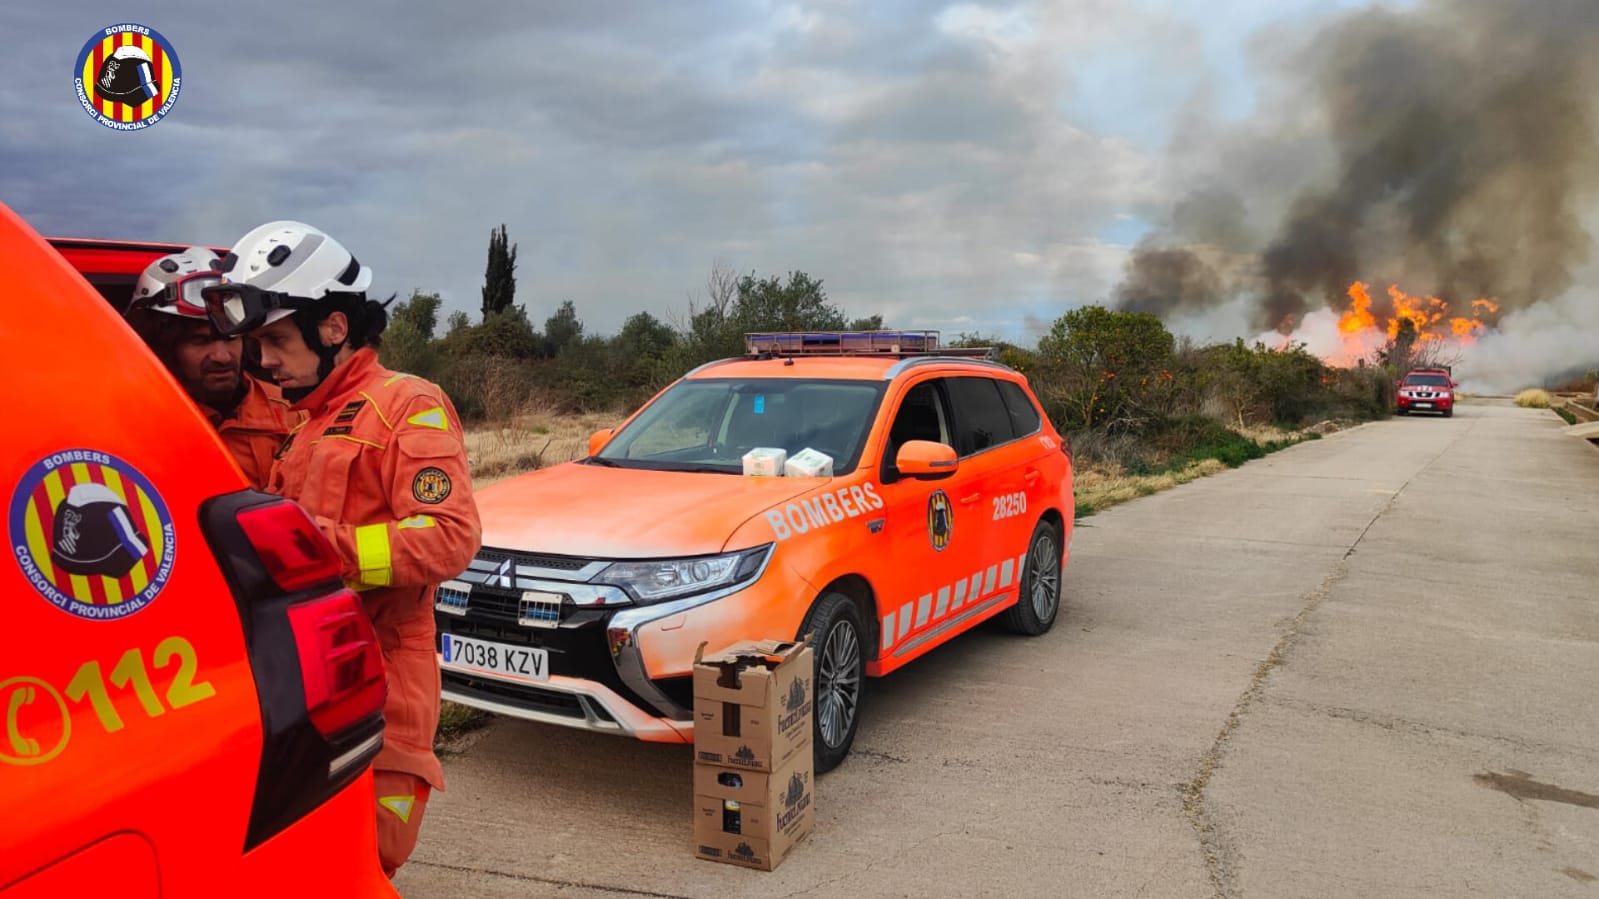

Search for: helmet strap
xmin=283 ymin=307 xmax=350 ymax=402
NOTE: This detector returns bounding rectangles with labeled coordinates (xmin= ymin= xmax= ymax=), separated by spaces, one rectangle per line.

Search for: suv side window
xmin=996 ymin=380 xmax=1042 ymax=437
xmin=946 ymin=376 xmax=1017 ymax=456
xmin=883 ymin=379 xmax=952 ymax=470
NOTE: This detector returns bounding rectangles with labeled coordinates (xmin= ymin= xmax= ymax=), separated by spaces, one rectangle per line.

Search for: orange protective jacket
xmin=266 ymin=347 xmax=482 ymax=790
xmin=204 ymin=375 xmax=302 ymax=489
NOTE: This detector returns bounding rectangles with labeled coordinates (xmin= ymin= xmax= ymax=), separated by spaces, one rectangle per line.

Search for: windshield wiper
xmin=655 ymin=465 xmax=740 ymax=475
xmin=585 ymin=457 xmax=623 ymax=467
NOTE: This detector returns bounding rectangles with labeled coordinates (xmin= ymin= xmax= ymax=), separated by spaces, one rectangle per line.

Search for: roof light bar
xmin=743 ymin=330 xmax=994 ymax=359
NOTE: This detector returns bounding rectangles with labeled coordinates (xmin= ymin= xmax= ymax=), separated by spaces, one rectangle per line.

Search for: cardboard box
xmin=692 ymin=638 xmax=813 ymax=774
xmin=783 ymin=447 xmax=834 ymax=478
xmin=741 ymin=447 xmax=787 ymax=477
xmin=693 ymin=741 xmax=815 ymax=871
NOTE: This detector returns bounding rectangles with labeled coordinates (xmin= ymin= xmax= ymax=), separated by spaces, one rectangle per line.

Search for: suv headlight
xmin=595 ymin=544 xmax=772 ymax=604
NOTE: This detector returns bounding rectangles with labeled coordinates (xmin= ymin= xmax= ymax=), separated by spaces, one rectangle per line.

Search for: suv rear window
xmin=996 ymin=380 xmax=1042 ymax=437
xmin=946 ymin=376 xmax=1016 ymax=456
xmin=1404 ymin=373 xmax=1451 ymax=387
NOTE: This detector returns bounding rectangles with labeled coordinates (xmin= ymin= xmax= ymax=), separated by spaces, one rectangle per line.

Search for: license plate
xmin=440 ymin=633 xmax=548 ymax=681
xmin=1416 ymin=402 xmax=1433 ymax=408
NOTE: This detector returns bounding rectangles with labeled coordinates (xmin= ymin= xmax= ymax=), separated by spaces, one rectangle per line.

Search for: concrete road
xmin=395 ymin=400 xmax=1599 ymax=898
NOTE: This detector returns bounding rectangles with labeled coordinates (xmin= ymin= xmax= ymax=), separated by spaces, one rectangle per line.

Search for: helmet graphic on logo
xmin=132 ymin=246 xmax=224 ymax=318
xmin=96 ymin=45 xmax=159 ymax=105
xmin=50 ymin=483 xmax=151 ymax=578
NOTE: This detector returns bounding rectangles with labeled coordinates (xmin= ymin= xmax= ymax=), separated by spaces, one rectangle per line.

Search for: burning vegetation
xmin=1108 ymin=0 xmax=1599 ymax=385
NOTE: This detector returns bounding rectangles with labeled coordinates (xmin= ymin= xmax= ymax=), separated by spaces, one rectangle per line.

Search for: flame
xmin=1338 ymin=283 xmax=1377 ymax=335
xmin=1334 ymin=281 xmax=1499 ymax=356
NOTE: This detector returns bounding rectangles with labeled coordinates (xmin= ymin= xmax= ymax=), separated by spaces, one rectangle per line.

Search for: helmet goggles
xmin=201 ymin=282 xmax=318 ymax=337
xmin=131 ymin=270 xmax=226 ymax=320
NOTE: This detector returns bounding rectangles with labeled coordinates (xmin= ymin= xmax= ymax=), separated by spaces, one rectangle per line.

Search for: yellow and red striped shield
xmin=73 ymin=23 xmax=183 ymax=130
xmin=8 ymin=449 xmax=177 ymax=620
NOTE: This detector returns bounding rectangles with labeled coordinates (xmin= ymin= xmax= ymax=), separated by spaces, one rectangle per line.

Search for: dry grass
xmin=1072 ymin=458 xmax=1229 ymax=515
xmin=465 ymin=407 xmax=622 ymax=488
xmin=1515 ymin=388 xmax=1553 ymax=409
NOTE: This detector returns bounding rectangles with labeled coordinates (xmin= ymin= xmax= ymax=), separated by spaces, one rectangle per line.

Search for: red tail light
xmin=287 ymin=592 xmax=387 ymax=737
xmin=235 ymin=500 xmax=344 ymax=592
xmin=200 ymin=490 xmax=388 ymax=851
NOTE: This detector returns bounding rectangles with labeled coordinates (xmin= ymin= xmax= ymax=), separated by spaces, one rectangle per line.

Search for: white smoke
xmin=1453 ymin=291 xmax=1599 ymax=394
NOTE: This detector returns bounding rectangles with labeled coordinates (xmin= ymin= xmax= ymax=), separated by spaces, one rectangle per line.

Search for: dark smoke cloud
xmin=1117 ymin=0 xmax=1599 ymax=335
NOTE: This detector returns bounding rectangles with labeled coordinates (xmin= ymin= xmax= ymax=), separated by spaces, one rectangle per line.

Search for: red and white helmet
xmin=131 ymin=246 xmax=225 ymax=319
xmin=204 ymin=221 xmax=374 ymax=336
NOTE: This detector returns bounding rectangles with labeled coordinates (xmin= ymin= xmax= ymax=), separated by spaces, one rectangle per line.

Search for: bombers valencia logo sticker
xmin=413 ymin=467 xmax=452 ymax=504
xmin=927 ymin=489 xmax=953 ymax=551
xmin=74 ymin=23 xmax=183 ymax=131
xmin=8 ymin=449 xmax=176 ymax=621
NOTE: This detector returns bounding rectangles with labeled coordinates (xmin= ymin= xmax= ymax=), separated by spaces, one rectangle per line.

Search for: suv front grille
xmin=477 ymin=547 xmax=590 ymax=572
xmin=435 ymin=613 xmax=667 ymax=718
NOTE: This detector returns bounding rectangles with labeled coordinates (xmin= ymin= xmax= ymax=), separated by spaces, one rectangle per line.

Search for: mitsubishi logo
xmin=493 ymin=558 xmax=515 ymax=589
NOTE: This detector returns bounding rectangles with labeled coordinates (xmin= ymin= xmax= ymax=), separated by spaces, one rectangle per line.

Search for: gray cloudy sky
xmin=8 ymin=0 xmax=1414 ymax=343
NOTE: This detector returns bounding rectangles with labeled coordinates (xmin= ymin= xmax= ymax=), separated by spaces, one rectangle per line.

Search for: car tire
xmin=1444 ymin=407 xmax=1453 ymax=417
xmin=798 ymin=592 xmax=864 ymax=774
xmin=999 ymin=519 xmax=1064 ymax=637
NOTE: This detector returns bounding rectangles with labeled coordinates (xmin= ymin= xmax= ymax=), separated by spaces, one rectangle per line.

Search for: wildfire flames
xmin=1331 ymin=281 xmax=1500 ymax=361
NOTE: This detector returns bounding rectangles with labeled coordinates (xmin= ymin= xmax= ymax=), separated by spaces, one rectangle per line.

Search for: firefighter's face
xmin=251 ymin=312 xmax=349 ymax=390
xmin=172 ymin=321 xmax=241 ymax=408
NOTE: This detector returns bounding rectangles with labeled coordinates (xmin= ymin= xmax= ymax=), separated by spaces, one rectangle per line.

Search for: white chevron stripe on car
xmin=880 ymin=551 xmax=1029 ymax=654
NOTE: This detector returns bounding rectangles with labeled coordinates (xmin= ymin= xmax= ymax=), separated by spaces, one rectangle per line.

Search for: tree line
xmin=380 ymin=224 xmax=1403 ymax=468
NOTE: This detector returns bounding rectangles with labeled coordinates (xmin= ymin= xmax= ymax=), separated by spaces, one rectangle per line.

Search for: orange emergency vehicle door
xmin=0 ymin=203 xmax=394 ymax=898
xmin=872 ymin=373 xmax=989 ymax=668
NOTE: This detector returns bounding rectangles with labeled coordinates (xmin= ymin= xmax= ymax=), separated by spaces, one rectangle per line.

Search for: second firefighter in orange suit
xmin=204 ymin=220 xmax=482 ymax=878
xmin=123 ymin=245 xmax=302 ymax=488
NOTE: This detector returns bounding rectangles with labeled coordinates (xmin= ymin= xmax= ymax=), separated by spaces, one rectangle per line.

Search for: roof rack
xmin=743 ymin=330 xmax=995 ymax=359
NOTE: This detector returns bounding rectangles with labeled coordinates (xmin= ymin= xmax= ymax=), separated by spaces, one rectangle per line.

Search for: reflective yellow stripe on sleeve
xmin=354 ymin=523 xmax=393 ymax=587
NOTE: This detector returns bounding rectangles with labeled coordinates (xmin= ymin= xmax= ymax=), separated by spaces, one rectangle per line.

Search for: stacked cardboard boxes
xmin=691 ymin=637 xmax=816 ymax=871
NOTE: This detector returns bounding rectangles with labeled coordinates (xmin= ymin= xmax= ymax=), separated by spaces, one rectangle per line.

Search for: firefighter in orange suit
xmin=124 ymin=246 xmax=302 ymax=488
xmin=202 ymin=221 xmax=482 ymax=878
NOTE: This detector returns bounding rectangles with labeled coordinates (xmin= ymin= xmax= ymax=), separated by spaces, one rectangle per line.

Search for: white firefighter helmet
xmin=132 ymin=246 xmax=224 ymax=318
xmin=206 ymin=221 xmax=374 ymax=335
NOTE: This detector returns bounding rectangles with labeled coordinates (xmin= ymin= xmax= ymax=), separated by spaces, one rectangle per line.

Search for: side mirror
xmin=588 ymin=428 xmax=614 ymax=457
xmin=895 ymin=440 xmax=958 ymax=479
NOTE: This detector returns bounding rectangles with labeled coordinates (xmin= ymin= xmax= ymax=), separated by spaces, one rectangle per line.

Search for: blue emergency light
xmin=742 ymin=330 xmax=994 ymax=359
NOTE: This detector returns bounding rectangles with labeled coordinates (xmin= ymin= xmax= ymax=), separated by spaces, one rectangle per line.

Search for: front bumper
xmin=1398 ymin=394 xmax=1452 ymax=411
xmin=433 ymin=547 xmax=776 ymax=742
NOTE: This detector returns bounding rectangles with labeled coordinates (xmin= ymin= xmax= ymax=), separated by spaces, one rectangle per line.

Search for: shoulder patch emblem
xmin=413 ymin=468 xmax=452 ymax=504
xmin=406 ymin=406 xmax=449 ymax=431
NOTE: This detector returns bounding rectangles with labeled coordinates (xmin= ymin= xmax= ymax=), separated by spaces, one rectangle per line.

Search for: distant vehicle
xmin=1396 ymin=368 xmax=1457 ymax=417
xmin=433 ymin=330 xmax=1076 ymax=773
xmin=2 ymin=203 xmax=396 ymax=897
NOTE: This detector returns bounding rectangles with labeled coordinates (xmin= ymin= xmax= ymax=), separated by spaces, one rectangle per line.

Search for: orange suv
xmin=1 ymin=202 xmax=396 ymax=896
xmin=435 ymin=331 xmax=1075 ymax=772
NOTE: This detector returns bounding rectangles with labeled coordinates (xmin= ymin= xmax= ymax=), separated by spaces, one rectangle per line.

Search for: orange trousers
xmin=374 ymin=769 xmax=433 ymax=878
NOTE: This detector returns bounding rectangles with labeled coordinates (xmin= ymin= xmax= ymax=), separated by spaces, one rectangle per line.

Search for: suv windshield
xmin=595 ymin=378 xmax=886 ymax=473
xmin=1405 ymin=373 xmax=1451 ymax=387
